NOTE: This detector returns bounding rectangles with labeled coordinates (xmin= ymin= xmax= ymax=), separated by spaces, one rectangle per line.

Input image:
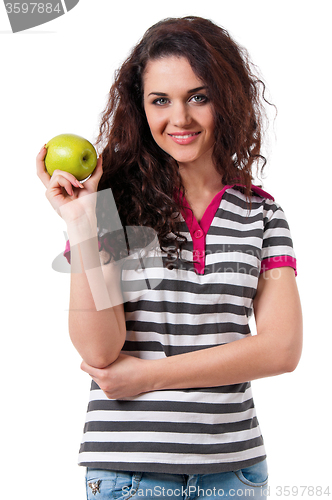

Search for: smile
xmin=168 ymin=132 xmax=201 ymax=144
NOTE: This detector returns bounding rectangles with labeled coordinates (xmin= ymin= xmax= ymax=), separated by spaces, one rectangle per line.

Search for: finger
xmin=47 ymin=173 xmax=76 ymax=197
xmin=36 ymin=145 xmax=50 ymax=188
xmin=80 ymin=360 xmax=98 ymax=376
xmin=80 ymin=360 xmax=89 ymax=373
xmin=50 ymin=169 xmax=84 ymax=189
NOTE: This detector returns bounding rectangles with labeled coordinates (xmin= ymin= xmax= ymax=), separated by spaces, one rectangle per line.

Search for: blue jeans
xmin=85 ymin=459 xmax=268 ymax=499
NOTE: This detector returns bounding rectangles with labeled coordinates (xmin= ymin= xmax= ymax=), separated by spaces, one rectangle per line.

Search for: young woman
xmin=37 ymin=16 xmax=302 ymax=500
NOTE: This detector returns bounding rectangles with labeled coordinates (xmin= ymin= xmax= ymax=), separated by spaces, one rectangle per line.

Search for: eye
xmin=152 ymin=97 xmax=169 ymax=106
xmin=189 ymin=94 xmax=208 ymax=104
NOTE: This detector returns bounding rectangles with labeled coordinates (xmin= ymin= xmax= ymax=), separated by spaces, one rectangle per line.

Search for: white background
xmin=1 ymin=1 xmax=331 ymax=498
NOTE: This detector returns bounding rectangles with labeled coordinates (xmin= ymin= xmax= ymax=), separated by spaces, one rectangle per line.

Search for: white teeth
xmin=171 ymin=133 xmax=197 ymax=139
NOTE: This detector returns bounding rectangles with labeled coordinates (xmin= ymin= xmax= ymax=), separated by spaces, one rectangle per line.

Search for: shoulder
xmin=249 ymin=185 xmax=282 ymax=217
xmin=228 ymin=184 xmax=290 ymax=229
xmin=250 ymin=185 xmax=275 ymax=201
xmin=235 ymin=184 xmax=284 ymax=215
xmin=227 ymin=183 xmax=275 ymax=203
xmin=227 ymin=184 xmax=277 ymax=211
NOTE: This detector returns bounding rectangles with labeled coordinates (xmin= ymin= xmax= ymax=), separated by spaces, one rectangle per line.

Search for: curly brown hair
xmin=95 ymin=16 xmax=271 ymax=259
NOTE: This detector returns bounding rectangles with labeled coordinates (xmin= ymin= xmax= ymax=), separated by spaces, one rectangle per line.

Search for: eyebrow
xmin=148 ymin=86 xmax=207 ymax=97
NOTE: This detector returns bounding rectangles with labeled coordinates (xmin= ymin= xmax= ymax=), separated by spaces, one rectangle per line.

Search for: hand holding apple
xmin=36 ymin=138 xmax=103 ymax=225
xmin=44 ymin=133 xmax=97 ymax=181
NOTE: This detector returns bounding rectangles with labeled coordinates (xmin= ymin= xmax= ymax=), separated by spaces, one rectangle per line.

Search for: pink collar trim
xmin=174 ymin=183 xmax=274 ymax=274
xmin=175 ymin=183 xmax=274 ymax=228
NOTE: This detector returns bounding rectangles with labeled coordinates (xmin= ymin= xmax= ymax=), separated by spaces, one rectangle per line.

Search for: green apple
xmin=45 ymin=133 xmax=97 ymax=181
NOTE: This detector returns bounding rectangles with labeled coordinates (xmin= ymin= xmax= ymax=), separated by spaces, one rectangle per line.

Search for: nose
xmin=170 ymin=102 xmax=192 ymax=128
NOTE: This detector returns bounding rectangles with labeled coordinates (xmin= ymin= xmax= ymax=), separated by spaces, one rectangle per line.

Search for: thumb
xmin=91 ymin=155 xmax=103 ymax=183
xmin=83 ymin=154 xmax=103 ymax=193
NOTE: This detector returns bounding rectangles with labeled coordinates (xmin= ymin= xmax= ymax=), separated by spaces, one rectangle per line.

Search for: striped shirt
xmin=69 ymin=184 xmax=297 ymax=474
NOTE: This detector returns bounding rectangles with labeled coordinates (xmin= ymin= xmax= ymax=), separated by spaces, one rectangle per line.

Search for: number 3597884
xmin=5 ymin=3 xmax=62 ymax=14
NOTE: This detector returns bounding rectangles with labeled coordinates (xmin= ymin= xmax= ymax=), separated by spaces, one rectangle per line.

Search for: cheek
xmin=201 ymin=111 xmax=215 ymax=134
xmin=145 ymin=112 xmax=166 ymax=137
xmin=196 ymin=104 xmax=214 ymax=131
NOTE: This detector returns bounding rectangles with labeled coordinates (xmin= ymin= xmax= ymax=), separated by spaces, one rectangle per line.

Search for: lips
xmin=168 ymin=131 xmax=201 ymax=145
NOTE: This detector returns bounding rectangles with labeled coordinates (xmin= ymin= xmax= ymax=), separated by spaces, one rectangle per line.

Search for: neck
xmin=178 ymin=160 xmax=223 ymax=195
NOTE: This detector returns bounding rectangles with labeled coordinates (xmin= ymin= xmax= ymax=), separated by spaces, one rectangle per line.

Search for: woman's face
xmin=143 ymin=56 xmax=215 ymax=169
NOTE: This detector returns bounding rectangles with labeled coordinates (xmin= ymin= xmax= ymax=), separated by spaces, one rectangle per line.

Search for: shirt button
xmin=194 ymin=229 xmax=204 ymax=238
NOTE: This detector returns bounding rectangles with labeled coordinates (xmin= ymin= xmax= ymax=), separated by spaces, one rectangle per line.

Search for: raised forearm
xmin=67 ymin=218 xmax=126 ymax=368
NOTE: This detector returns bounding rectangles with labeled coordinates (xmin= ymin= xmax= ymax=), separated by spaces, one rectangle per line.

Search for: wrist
xmin=66 ymin=214 xmax=98 ymax=246
xmin=146 ymin=357 xmax=169 ymax=392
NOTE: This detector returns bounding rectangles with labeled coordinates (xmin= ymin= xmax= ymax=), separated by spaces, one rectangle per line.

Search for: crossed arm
xmin=36 ymin=148 xmax=302 ymax=399
xmin=79 ymin=266 xmax=303 ymax=399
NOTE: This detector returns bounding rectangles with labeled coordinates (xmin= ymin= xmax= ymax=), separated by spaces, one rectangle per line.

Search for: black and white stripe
xmin=78 ymin=187 xmax=296 ymax=474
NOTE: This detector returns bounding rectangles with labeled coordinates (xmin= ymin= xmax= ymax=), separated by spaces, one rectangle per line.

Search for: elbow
xmin=264 ymin=328 xmax=303 ymax=376
xmin=69 ymin=332 xmax=124 ymax=369
xmin=279 ymin=338 xmax=303 ymax=374
xmin=282 ymin=353 xmax=301 ymax=373
xmin=68 ymin=320 xmax=126 ymax=369
xmin=85 ymin=353 xmax=119 ymax=369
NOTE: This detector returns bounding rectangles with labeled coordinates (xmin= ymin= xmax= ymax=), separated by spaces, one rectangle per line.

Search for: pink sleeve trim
xmin=63 ymin=239 xmax=71 ymax=264
xmin=261 ymin=256 xmax=297 ymax=276
xmin=63 ymin=238 xmax=103 ymax=265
